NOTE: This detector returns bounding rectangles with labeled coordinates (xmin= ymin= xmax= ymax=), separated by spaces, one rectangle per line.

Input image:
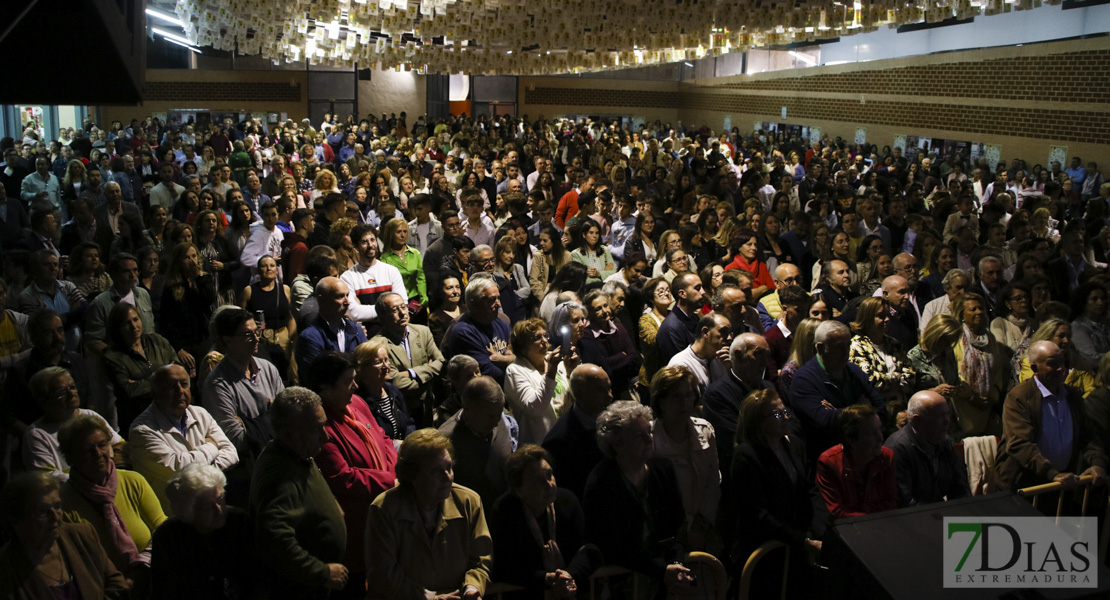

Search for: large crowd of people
xmin=0 ymin=110 xmax=1108 ymax=599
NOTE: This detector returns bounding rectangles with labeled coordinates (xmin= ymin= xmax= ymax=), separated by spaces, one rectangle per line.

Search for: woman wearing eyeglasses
xmin=990 ymin=283 xmax=1037 ymax=354
xmin=638 ymin=277 xmax=674 ymax=388
xmin=729 ymin=388 xmax=822 ymax=598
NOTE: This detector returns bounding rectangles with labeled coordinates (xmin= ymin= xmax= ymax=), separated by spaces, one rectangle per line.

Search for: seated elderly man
xmin=542 ymin=364 xmax=614 ymax=500
xmin=666 ymin=312 xmax=731 ymax=393
xmin=992 ymin=340 xmax=1108 ymax=491
xmin=296 ymin=276 xmax=368 ymax=374
xmin=437 ymin=376 xmax=518 ymax=505
xmin=371 ymin=291 xmax=445 ymax=429
xmin=441 ymin=277 xmax=514 ymax=385
xmin=883 ymin=390 xmax=971 ymax=507
xmin=790 ymin=320 xmax=886 ymax=462
xmin=250 ymin=387 xmax=349 ymax=599
xmin=202 ymin=308 xmax=283 ymax=466
xmin=130 ymin=365 xmax=239 ymax=514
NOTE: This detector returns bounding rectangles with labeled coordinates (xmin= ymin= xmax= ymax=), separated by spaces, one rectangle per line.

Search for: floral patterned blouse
xmin=849 ymin=334 xmax=916 ymax=403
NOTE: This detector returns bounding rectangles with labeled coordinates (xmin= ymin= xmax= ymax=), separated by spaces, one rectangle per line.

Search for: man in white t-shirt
xmin=340 ymin=223 xmax=407 ymax=326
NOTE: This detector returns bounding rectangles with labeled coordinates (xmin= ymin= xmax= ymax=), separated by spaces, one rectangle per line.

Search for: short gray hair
xmin=548 ymin=301 xmax=586 ymax=339
xmin=165 ymin=463 xmax=226 ymax=523
xmin=446 ymin=354 xmax=480 ymax=381
xmin=596 ymin=400 xmax=653 ymax=458
xmin=601 ymin=280 xmax=628 ymax=298
xmin=978 ymin=256 xmax=1002 ymax=271
xmin=271 ymin=387 xmax=321 ymax=432
xmin=942 ymin=269 xmax=969 ymax=289
xmin=464 ymin=276 xmax=498 ymax=306
xmin=470 ymin=245 xmax=493 ymax=263
xmin=814 ymin=320 xmax=850 ymax=345
xmin=104 ymin=180 xmax=121 ymax=192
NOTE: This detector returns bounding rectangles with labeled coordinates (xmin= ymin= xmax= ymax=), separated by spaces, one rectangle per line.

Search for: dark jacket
xmin=656 ymin=305 xmax=699 ymax=365
xmin=884 ymin=425 xmax=971 ymax=507
xmin=361 ymin=382 xmax=416 ymax=441
xmin=151 ymin=507 xmax=257 ymax=600
xmin=295 ymin=315 xmax=368 ymax=375
xmin=542 ymin=406 xmax=605 ymax=500
xmin=729 ymin=439 xmax=820 ymax=563
xmin=490 ymin=489 xmax=598 ymax=598
xmin=582 ymin=457 xmax=686 ymax=581
xmin=702 ymin=372 xmax=775 ymax=482
xmin=0 ymin=198 xmax=28 ymax=251
xmin=249 ymin=441 xmax=347 ymax=600
xmin=789 ymin=357 xmax=886 ymax=462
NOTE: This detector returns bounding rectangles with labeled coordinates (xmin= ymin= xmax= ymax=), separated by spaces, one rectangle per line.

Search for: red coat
xmin=318 ymin=398 xmax=399 ymax=570
xmin=724 ymin=255 xmax=777 ymax=293
xmin=816 ymin=444 xmax=897 ymax=519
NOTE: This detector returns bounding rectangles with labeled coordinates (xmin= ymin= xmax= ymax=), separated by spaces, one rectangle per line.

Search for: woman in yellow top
xmin=58 ymin=413 xmax=165 ymax=593
xmin=1014 ymin=318 xmax=1096 ymax=396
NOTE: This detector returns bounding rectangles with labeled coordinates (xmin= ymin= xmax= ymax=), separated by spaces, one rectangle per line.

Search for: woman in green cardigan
xmin=571 ymin=220 xmax=616 ymax=286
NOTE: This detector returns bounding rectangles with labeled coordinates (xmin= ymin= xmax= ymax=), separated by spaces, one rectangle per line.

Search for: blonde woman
xmin=776 ymin=318 xmax=821 ymax=400
xmin=310 ymin=168 xmax=340 ymax=208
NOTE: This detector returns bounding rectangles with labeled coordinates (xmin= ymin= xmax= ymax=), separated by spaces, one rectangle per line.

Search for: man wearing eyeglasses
xmin=202 ymin=308 xmax=283 ymax=465
xmin=757 ymin=263 xmax=802 ymax=331
xmin=370 ymin=292 xmax=444 ymax=429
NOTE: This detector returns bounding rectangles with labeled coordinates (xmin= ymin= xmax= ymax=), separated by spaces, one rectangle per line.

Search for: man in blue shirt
xmin=1065 ymin=156 xmax=1087 ymax=188
xmin=296 ymin=276 xmax=367 ymax=374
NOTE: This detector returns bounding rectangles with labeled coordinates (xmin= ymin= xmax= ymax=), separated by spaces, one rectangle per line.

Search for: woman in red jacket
xmin=724 ymin=228 xmax=776 ymax=300
xmin=309 ymin=351 xmax=398 ymax=598
xmin=816 ymin=404 xmax=897 ymax=519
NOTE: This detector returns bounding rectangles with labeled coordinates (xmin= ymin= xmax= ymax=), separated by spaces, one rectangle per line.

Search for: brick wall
xmin=681 ymin=95 xmax=1110 ymax=144
xmin=524 ymin=87 xmax=681 ymax=109
xmin=517 ymin=39 xmax=1110 ymax=165
xmin=144 ymin=81 xmax=303 ymax=103
xmin=710 ymin=49 xmax=1110 ymax=104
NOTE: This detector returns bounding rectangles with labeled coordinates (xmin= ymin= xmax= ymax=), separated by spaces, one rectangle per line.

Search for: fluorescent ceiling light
xmin=683 ymin=61 xmax=693 ymax=67
xmin=164 ymin=38 xmax=200 ymax=53
xmin=145 ymin=8 xmax=183 ymax=26
xmin=152 ymin=27 xmax=194 ymax=46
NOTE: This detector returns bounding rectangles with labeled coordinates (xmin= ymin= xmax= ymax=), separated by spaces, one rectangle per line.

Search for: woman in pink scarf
xmin=58 ymin=413 xmax=166 ymax=595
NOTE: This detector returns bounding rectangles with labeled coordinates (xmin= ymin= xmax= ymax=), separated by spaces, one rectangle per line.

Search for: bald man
xmin=296 ymin=276 xmax=368 ymax=374
xmin=542 ymin=364 xmax=613 ymax=499
xmin=883 ymin=391 xmax=970 ymax=506
xmin=757 ymin=263 xmax=802 ymax=331
xmin=879 ymin=275 xmax=918 ymax=348
xmin=993 ymin=341 xmax=1108 ymax=491
xmin=130 ymin=364 xmax=239 ymax=513
xmin=703 ymin=334 xmax=775 ymax=477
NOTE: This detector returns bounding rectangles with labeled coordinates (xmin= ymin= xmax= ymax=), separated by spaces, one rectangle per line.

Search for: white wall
xmin=821 ymin=2 xmax=1110 ymax=65
xmin=358 ymin=66 xmax=426 ymax=117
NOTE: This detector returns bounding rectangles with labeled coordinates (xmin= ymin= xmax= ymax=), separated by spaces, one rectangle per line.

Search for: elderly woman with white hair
xmin=581 ymin=400 xmax=693 ymax=599
xmin=151 ymin=463 xmax=256 ymax=600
